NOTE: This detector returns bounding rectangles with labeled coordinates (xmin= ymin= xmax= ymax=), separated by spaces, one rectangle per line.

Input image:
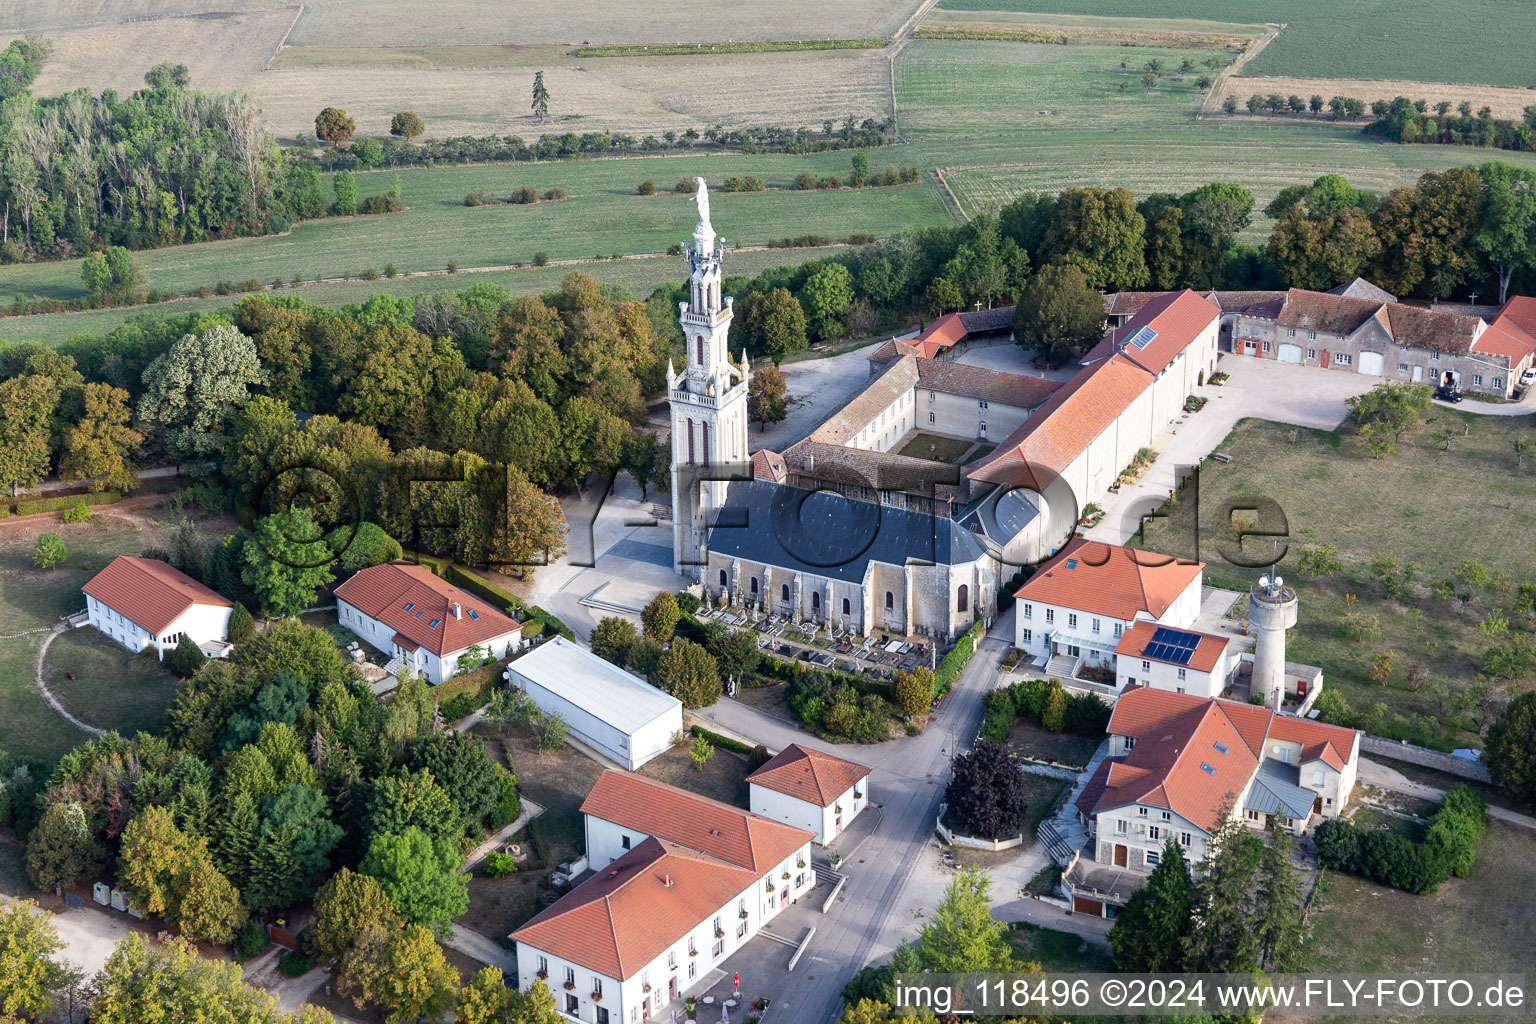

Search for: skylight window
xmin=403 ymin=602 xmax=414 ymax=612
xmin=1065 ymin=558 xmax=1078 ymax=569
xmin=467 ymin=609 xmax=479 ymax=620
xmin=1213 ymin=741 xmax=1229 ymax=755
xmin=429 ymin=619 xmax=442 ymax=628
xmin=1199 ymin=762 xmax=1216 ymax=775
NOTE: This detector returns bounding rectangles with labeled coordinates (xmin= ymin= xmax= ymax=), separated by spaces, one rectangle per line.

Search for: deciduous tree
xmin=32 ymin=532 xmax=66 ymax=569
xmin=309 ymin=868 xmax=405 ymax=963
xmin=944 ymin=741 xmax=1026 ymax=840
xmin=0 ymin=899 xmax=69 ymax=1019
xmin=390 ymin=111 xmax=426 ymax=141
xmin=591 ymin=616 xmax=639 ymax=666
xmin=799 ymin=263 xmax=855 ymax=340
xmin=1012 ymin=263 xmax=1105 ymax=366
xmin=59 ymin=383 xmax=141 ymax=491
xmin=641 ymin=591 xmax=681 ymax=643
xmin=654 ymin=637 xmax=722 ymax=708
xmin=315 ymin=107 xmax=356 ymax=147
xmin=890 ymin=668 xmax=934 ymax=719
xmin=242 ymin=506 xmax=336 ymax=617
xmin=138 ymin=325 xmax=264 ymax=461
xmin=748 ymin=364 xmax=790 ymax=431
xmin=359 ymin=826 xmax=469 ymax=936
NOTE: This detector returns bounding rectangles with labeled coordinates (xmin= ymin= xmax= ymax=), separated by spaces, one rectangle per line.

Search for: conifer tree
xmin=1110 ymin=836 xmax=1194 ymax=971
xmin=1183 ymin=805 xmax=1260 ymax=973
xmin=1253 ymin=825 xmax=1308 ymax=970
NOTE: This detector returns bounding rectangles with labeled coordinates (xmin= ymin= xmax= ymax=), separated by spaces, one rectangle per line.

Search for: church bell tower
xmin=668 ymin=178 xmax=749 ymax=579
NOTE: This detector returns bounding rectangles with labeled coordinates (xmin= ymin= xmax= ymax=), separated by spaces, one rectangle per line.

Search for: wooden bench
xmin=1210 ymin=452 xmax=1233 ymax=464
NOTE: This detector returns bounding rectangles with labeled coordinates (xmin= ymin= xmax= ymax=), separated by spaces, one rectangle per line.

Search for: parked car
xmin=1433 ymin=386 xmax=1464 ymax=403
xmin=1520 ymin=367 xmax=1535 ymax=386
xmin=1450 ymin=748 xmax=1482 ymax=763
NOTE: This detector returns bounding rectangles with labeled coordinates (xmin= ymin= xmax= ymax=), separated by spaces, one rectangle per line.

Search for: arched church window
xmin=781 ymin=584 xmax=790 ymax=603
xmin=687 ymin=419 xmax=695 ymax=463
xmin=696 ymin=335 xmax=705 ymax=364
xmin=842 ymin=597 xmax=851 ymax=616
xmin=885 ymin=591 xmax=894 ymax=611
xmin=719 ymin=569 xmax=728 ymax=588
xmin=750 ymin=577 xmax=759 ymax=595
xmin=812 ymin=592 xmax=821 ymax=611
xmin=957 ymin=584 xmax=969 ymax=613
xmin=702 ymin=422 xmax=711 ymax=463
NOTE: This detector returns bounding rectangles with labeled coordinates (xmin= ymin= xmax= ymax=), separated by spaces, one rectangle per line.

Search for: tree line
xmin=1368 ymin=96 xmax=1536 ymax=153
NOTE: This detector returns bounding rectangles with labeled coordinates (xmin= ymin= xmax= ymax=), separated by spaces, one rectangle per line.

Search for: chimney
xmin=453 ymin=602 xmax=462 ymax=620
xmin=663 ymin=872 xmax=673 ymax=888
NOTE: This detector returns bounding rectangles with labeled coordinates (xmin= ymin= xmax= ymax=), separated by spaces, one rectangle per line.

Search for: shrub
xmin=383 ymin=262 xmax=398 ymax=278
xmin=674 ymin=177 xmax=698 ymax=194
xmin=510 ymin=186 xmax=539 ymax=204
xmin=483 ymin=851 xmax=517 ymax=877
xmin=747 ymin=743 xmax=773 ymax=771
xmin=794 ymin=171 xmax=818 ymax=190
xmin=637 ymin=179 xmax=657 ymax=195
xmin=532 ymin=251 xmax=549 ymax=266
xmin=542 ymin=187 xmax=565 ymax=201
xmin=233 ymin=919 xmax=269 ymax=961
xmin=16 ymin=491 xmax=123 ymax=517
xmin=33 ymin=532 xmax=66 ymax=569
xmin=61 ymin=502 xmax=94 ymax=523
xmin=690 ymin=724 xmax=752 ymax=755
xmin=229 ymin=602 xmax=255 ymax=643
xmin=169 ymin=635 xmax=207 ymax=678
xmin=446 ymin=260 xmax=458 ymax=273
xmin=278 ymin=951 xmax=311 ymax=976
xmin=361 ymin=267 xmax=379 ymax=281
xmin=933 ymin=620 xmax=984 ymax=696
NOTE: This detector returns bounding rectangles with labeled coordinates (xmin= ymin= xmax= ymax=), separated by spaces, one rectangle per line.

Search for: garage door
xmin=1276 ymin=343 xmax=1303 ymax=364
xmin=1358 ymin=351 xmax=1384 ymax=376
xmin=1073 ymin=896 xmax=1103 ymax=917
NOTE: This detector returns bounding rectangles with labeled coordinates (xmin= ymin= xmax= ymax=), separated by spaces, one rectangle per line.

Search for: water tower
xmin=1249 ymin=572 xmax=1298 ymax=709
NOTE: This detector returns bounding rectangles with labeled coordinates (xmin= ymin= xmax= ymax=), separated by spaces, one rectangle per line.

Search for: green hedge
xmin=403 ymin=550 xmax=449 ymax=577
xmin=446 ymin=564 xmax=518 ymax=614
xmin=15 ymin=491 xmax=122 ymax=516
xmin=690 ymin=724 xmax=753 ymax=755
xmin=1315 ymin=784 xmax=1487 ymax=893
xmin=933 ymin=619 xmax=984 ymax=697
xmin=572 ymin=38 xmax=884 ymax=57
xmin=982 ymin=678 xmax=1112 ymax=742
xmin=524 ymin=605 xmax=575 ymax=641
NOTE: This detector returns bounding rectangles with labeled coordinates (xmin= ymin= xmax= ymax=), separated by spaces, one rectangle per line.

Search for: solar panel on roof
xmin=1126 ymin=325 xmax=1158 ymax=350
xmin=1151 ymin=626 xmax=1202 ymax=649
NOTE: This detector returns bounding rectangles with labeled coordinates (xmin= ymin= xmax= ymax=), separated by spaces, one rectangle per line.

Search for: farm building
xmin=503 ymin=636 xmax=682 ymax=770
xmin=747 ymin=743 xmax=871 ymax=845
xmin=335 ymin=562 xmax=528 ymax=685
xmin=81 ymin=556 xmax=234 ymax=660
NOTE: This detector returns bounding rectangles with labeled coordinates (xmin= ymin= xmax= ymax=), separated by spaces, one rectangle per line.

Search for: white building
xmin=747 ymin=743 xmax=872 ymax=845
xmin=81 ymin=556 xmax=233 ymax=660
xmin=504 ymin=637 xmax=682 ymax=770
xmin=670 ymin=178 xmax=750 ymax=579
xmin=334 ymin=562 xmax=528 ymax=685
xmin=1013 ymin=538 xmax=1204 ymax=679
xmin=1114 ymin=620 xmax=1238 ymax=699
xmin=513 ymin=772 xmax=814 ymax=1024
xmin=1066 ymin=685 xmax=1360 ymax=917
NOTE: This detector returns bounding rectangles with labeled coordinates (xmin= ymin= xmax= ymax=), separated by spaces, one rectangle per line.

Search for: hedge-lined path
xmin=1358 ymin=758 xmax=1535 ymax=834
xmin=34 ymin=625 xmax=106 ymax=739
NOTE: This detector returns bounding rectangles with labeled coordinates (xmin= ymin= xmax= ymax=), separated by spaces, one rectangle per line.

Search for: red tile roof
xmin=1083 ymin=687 xmax=1359 ymax=832
xmin=1014 ymin=538 xmax=1203 ymax=621
xmin=968 ymin=354 xmax=1153 ymax=485
xmin=914 ymin=357 xmax=1059 ymax=409
xmin=1106 ymin=290 xmax=1220 ymax=376
xmin=1115 ymin=621 xmax=1231 ymax=673
xmin=511 ymin=838 xmax=757 ymax=981
xmin=747 ymin=744 xmax=870 ymax=807
xmin=82 ymin=556 xmax=232 ymax=635
xmin=912 ymin=312 xmax=968 ymax=357
xmin=1475 ymin=298 xmax=1536 ymax=364
xmin=580 ymin=771 xmax=812 ymax=874
xmin=333 ymin=562 xmax=522 ymax=657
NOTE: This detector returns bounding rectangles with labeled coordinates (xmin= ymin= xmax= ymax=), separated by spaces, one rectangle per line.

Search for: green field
xmin=1138 ymin=416 xmax=1536 ymax=749
xmin=0 ymin=244 xmax=855 ymax=347
xmin=935 ymin=0 xmax=1536 ymax=87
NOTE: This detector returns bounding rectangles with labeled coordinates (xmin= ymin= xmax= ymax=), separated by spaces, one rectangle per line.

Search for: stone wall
xmin=1360 ymin=735 xmax=1492 ymax=783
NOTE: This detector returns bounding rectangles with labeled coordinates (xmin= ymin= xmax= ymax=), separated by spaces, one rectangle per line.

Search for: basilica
xmin=668 ymin=182 xmax=1221 ymax=643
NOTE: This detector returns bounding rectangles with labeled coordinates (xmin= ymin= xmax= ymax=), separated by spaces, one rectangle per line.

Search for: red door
xmin=1320 ymin=351 xmax=1330 ymax=368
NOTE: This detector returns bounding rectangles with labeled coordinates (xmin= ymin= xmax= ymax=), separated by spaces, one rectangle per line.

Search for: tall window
xmin=842 ymin=597 xmax=851 ymax=615
xmin=957 ymin=585 xmax=968 ymax=613
xmin=696 ymin=335 xmax=704 ymax=364
xmin=812 ymin=592 xmax=821 ymax=611
xmin=750 ymin=577 xmax=759 ymax=595
xmin=719 ymin=569 xmax=728 ymax=588
xmin=781 ymin=584 xmax=790 ymax=602
xmin=885 ymin=591 xmax=894 ymax=610
xmin=687 ymin=419 xmax=695 ymax=463
xmin=702 ymin=422 xmax=711 ymax=463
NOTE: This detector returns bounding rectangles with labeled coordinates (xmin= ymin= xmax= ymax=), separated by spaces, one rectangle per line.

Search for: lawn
xmin=1008 ymin=921 xmax=1115 ymax=972
xmin=46 ymin=629 xmax=180 ymax=739
xmin=896 ymin=432 xmax=977 ymax=463
xmin=639 ymin=744 xmax=751 ymax=807
xmin=934 ymin=0 xmax=1536 ymax=87
xmin=0 ymin=160 xmax=953 ymax=305
xmin=1136 ymin=415 xmax=1536 ymax=749
xmin=1305 ymin=822 xmax=1535 ymax=1018
xmin=0 ymin=245 xmax=847 ymax=348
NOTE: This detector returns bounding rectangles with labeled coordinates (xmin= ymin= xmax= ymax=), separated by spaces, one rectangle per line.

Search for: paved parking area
xmin=1086 ymin=352 xmax=1371 ymax=545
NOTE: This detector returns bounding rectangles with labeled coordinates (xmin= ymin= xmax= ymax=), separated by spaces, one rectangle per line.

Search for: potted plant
xmin=765 ymin=878 xmax=774 ymax=892
xmin=642 ymin=983 xmax=651 ymax=993
xmin=714 ymin=925 xmax=725 ymax=939
xmin=834 ymin=804 xmax=843 ymax=814
xmin=781 ymin=870 xmax=790 ymax=880
xmin=591 ymin=992 xmax=603 ymax=1003
xmin=854 ymin=789 xmax=863 ymax=799
xmin=536 ymin=969 xmax=548 ymax=980
xmin=796 ymin=857 xmax=806 ymax=868
xmin=685 ymin=997 xmax=697 ymax=1014
xmin=739 ymin=909 xmax=750 ymax=919
xmin=564 ymin=981 xmax=575 ymax=991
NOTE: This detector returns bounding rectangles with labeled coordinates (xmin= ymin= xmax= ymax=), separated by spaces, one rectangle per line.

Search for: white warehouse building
xmin=504 ymin=636 xmax=683 ymax=770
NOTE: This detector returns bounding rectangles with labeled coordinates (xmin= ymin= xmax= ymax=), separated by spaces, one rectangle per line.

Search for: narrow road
xmin=693 ymin=609 xmax=1012 ymax=1024
xmin=1358 ymin=757 xmax=1535 ymax=833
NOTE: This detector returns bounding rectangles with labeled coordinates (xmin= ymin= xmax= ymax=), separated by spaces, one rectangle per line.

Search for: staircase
xmin=1046 ymin=652 xmax=1080 ymax=679
xmin=1036 ymin=819 xmax=1076 ymax=865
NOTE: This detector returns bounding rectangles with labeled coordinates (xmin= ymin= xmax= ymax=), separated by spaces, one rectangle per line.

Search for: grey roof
xmin=958 ymin=305 xmax=1016 ymax=334
xmin=1327 ymin=277 xmax=1397 ymax=304
xmin=507 ymin=636 xmax=682 ymax=734
xmin=709 ymin=480 xmax=986 ymax=583
xmin=955 ymin=483 xmax=1039 ymax=549
xmin=1242 ymin=759 xmax=1315 ymax=821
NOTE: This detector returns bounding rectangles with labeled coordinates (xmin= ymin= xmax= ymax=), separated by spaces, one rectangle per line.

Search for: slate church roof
xmin=708 ymin=480 xmax=986 ymax=582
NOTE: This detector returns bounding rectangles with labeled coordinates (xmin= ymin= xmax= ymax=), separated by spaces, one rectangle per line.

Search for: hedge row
xmin=690 ymin=724 xmax=753 ymax=756
xmin=1315 ymin=785 xmax=1488 ymax=894
xmin=934 ymin=619 xmax=985 ymax=697
xmin=14 ymin=491 xmax=123 ymax=516
xmin=981 ymin=678 xmax=1112 ymax=742
xmin=572 ymin=38 xmax=885 ymax=57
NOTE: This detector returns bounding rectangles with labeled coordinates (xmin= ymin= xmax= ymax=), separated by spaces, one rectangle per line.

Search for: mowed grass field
xmin=0 ymin=244 xmax=855 ymax=347
xmin=0 ymin=157 xmax=953 ymax=305
xmin=1138 ymin=416 xmax=1536 ymax=748
xmin=0 ymin=518 xmax=169 ymax=763
xmin=935 ymin=0 xmax=1536 ymax=87
xmin=1304 ymin=823 xmax=1536 ymax=1024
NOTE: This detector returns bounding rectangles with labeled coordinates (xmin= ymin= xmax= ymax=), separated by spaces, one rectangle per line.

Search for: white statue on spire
xmin=693 ymin=177 xmax=710 ymax=229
